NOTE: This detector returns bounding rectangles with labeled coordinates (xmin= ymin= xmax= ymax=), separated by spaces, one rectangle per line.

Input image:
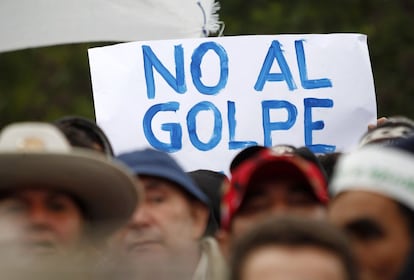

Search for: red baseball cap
xmin=221 ymin=148 xmax=329 ymax=230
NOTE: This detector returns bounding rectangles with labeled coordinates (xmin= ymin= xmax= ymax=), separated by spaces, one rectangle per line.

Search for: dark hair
xmin=229 ymin=145 xmax=266 ymax=173
xmin=230 ymin=216 xmax=358 ymax=280
xmin=318 ymin=152 xmax=342 ymax=185
xmin=54 ymin=116 xmax=114 ymax=156
xmin=397 ymin=202 xmax=414 ymax=235
xmin=188 ymin=169 xmax=227 ymax=237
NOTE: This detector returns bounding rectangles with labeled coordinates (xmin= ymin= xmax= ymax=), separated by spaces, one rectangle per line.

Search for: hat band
xmin=331 ymin=147 xmax=414 ymax=211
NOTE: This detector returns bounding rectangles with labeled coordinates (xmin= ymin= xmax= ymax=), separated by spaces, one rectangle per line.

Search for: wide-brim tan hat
xmin=0 ymin=122 xmax=140 ymax=236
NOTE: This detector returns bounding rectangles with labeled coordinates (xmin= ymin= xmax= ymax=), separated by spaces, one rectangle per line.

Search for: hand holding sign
xmin=89 ymin=34 xmax=377 ymax=173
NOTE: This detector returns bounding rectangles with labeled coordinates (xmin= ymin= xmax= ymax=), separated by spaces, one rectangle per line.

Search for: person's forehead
xmin=139 ymin=175 xmax=175 ymax=187
xmin=330 ymin=190 xmax=400 ymax=221
xmin=138 ymin=175 xmax=188 ymax=197
xmin=244 ymin=245 xmax=345 ymax=280
xmin=5 ymin=188 xmax=77 ymax=202
xmin=248 ymin=244 xmax=340 ymax=261
xmin=332 ymin=190 xmax=396 ymax=208
xmin=0 ymin=184 xmax=80 ymax=203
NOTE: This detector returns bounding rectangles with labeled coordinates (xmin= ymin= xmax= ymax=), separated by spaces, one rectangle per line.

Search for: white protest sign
xmin=89 ymin=34 xmax=377 ymax=173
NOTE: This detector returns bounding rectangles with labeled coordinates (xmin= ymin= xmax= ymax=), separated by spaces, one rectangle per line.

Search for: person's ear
xmin=190 ymin=201 xmax=209 ymax=240
xmin=215 ymin=229 xmax=231 ymax=260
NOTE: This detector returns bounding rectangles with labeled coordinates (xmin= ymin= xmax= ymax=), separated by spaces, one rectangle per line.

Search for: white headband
xmin=331 ymin=146 xmax=414 ymax=210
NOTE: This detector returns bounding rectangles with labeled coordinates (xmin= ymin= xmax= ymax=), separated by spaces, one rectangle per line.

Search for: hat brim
xmin=222 ymin=154 xmax=328 ymax=230
xmin=240 ymin=156 xmax=328 ymax=205
xmin=0 ymin=150 xmax=138 ymax=236
xmin=129 ymin=165 xmax=209 ymax=205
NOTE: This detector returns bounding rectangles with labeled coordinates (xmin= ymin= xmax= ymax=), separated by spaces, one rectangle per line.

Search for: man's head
xmin=0 ymin=122 xmax=139 ymax=256
xmin=113 ymin=149 xmax=210 ymax=265
xmin=54 ymin=116 xmax=114 ymax=156
xmin=222 ymin=146 xmax=328 ymax=238
xmin=329 ymin=137 xmax=414 ymax=280
xmin=0 ymin=189 xmax=85 ymax=255
xmin=230 ymin=217 xmax=357 ymax=280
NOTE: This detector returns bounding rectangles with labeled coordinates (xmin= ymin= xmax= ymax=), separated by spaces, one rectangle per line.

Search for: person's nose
xmin=127 ymin=204 xmax=152 ymax=230
xmin=27 ymin=205 xmax=49 ymax=225
xmin=268 ymin=201 xmax=290 ymax=216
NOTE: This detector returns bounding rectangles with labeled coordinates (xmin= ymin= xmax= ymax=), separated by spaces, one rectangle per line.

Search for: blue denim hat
xmin=117 ymin=148 xmax=209 ymax=205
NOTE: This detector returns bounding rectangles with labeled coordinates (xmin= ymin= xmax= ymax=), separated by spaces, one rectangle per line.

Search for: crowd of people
xmin=0 ymin=115 xmax=414 ymax=280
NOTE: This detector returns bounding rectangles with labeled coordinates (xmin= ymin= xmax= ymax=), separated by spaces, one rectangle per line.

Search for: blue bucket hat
xmin=117 ymin=148 xmax=209 ymax=205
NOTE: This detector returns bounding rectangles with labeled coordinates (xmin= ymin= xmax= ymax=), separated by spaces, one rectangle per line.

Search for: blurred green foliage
xmin=0 ymin=0 xmax=413 ymax=127
xmin=0 ymin=43 xmax=98 ymax=126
